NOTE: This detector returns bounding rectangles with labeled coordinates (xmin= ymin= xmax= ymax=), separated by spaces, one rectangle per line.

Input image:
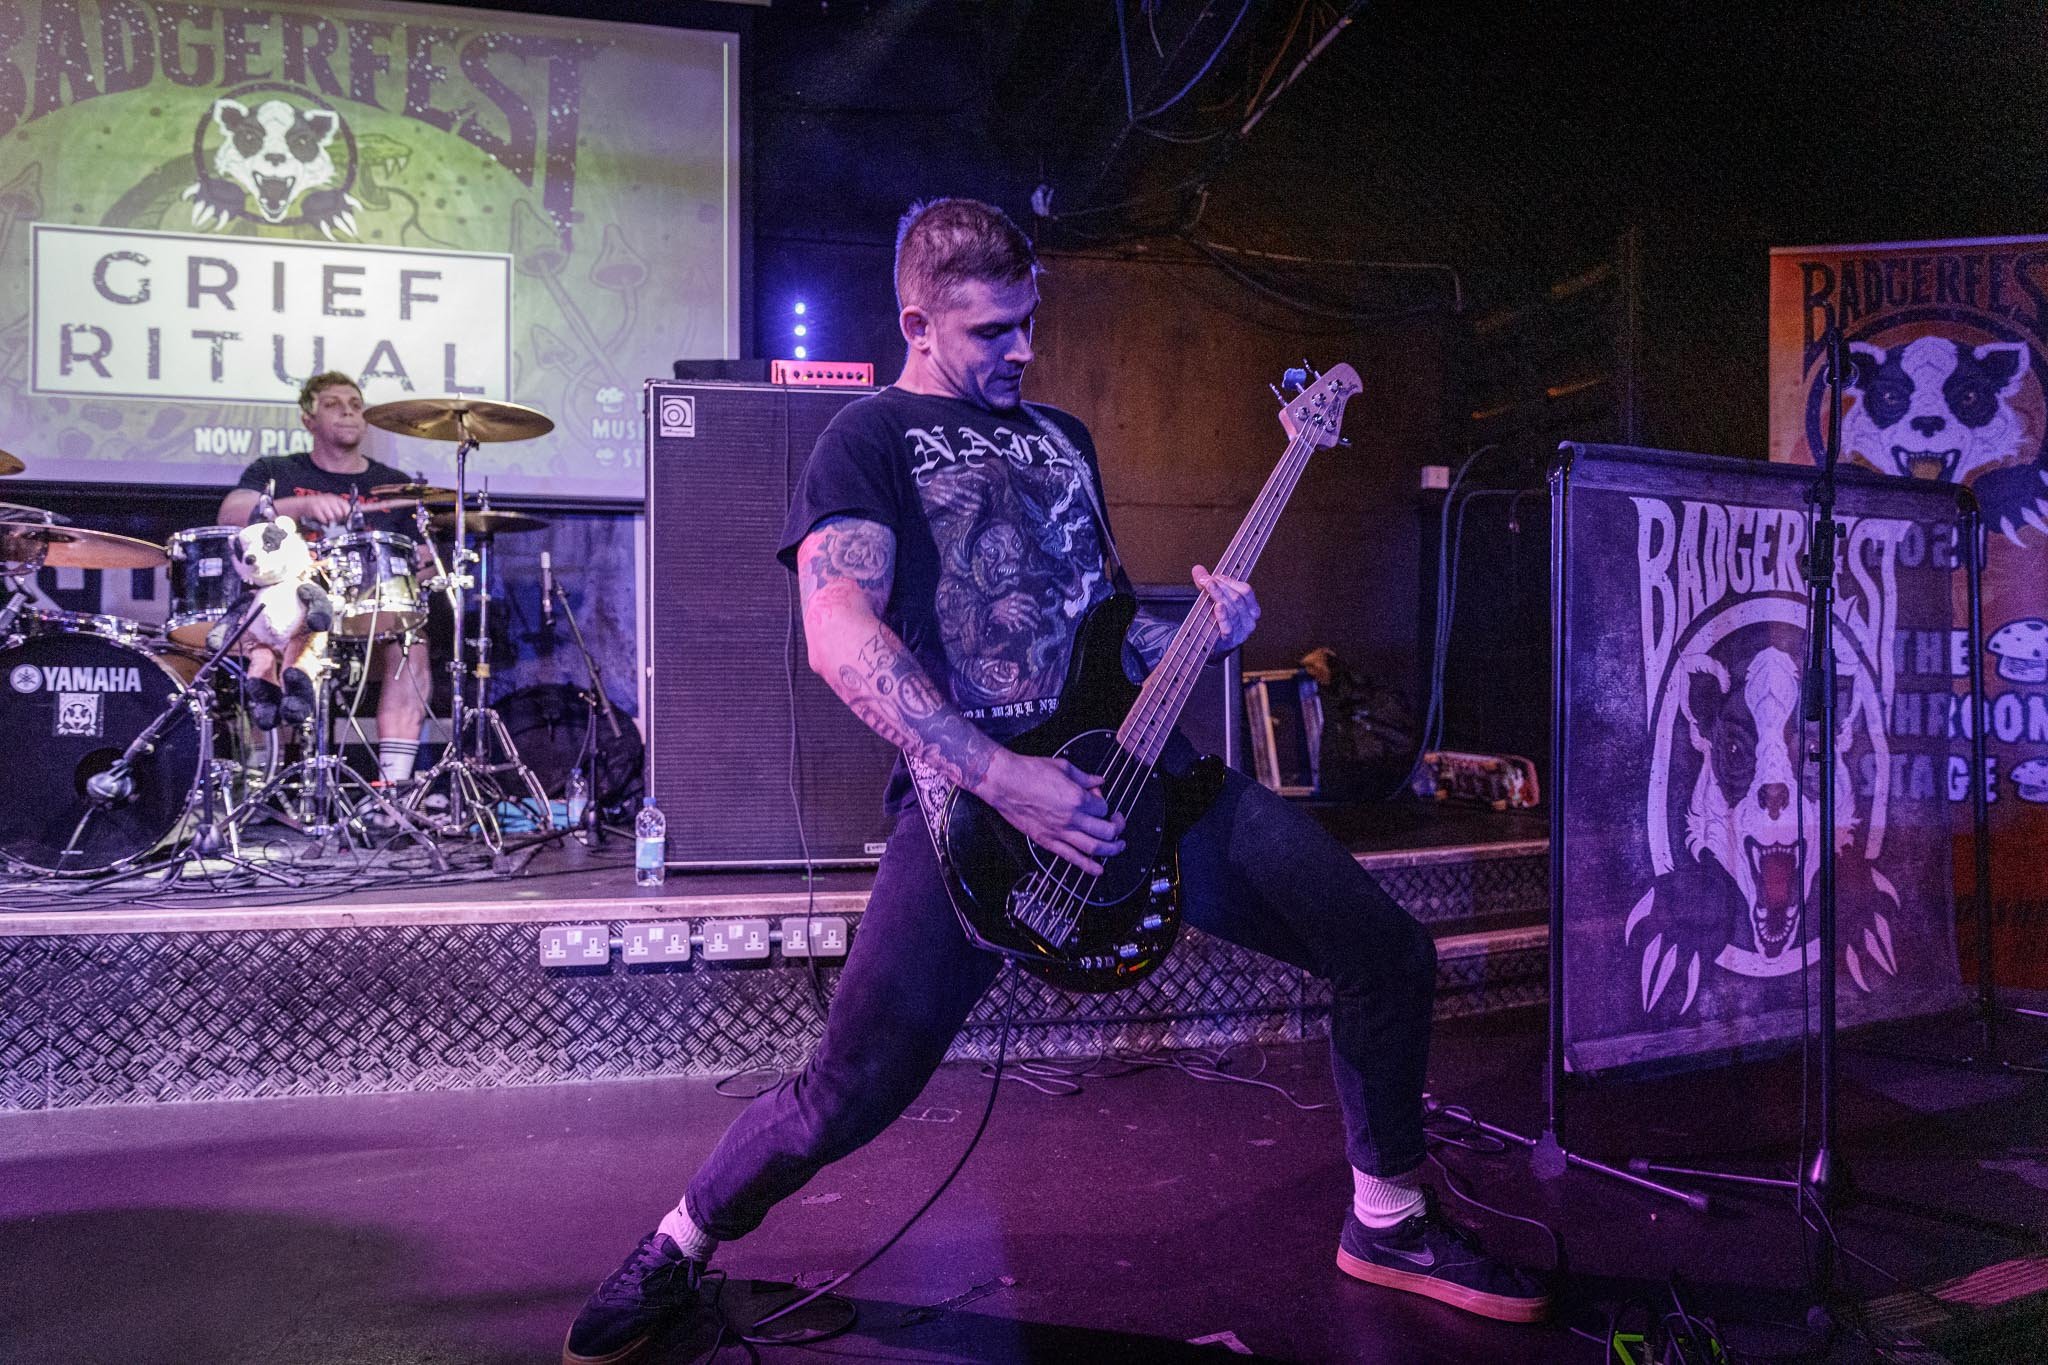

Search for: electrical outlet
xmin=540 ymin=924 xmax=610 ymax=967
xmin=811 ymin=916 xmax=848 ymax=958
xmin=623 ymin=921 xmax=692 ymax=963
xmin=703 ymin=919 xmax=772 ymax=961
xmin=781 ymin=918 xmax=811 ymax=957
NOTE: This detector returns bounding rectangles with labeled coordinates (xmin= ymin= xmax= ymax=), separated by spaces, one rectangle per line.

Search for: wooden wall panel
xmin=1031 ymin=251 xmax=1450 ymax=685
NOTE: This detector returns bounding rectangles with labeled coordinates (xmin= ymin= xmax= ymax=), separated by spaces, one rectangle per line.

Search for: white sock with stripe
xmin=656 ymin=1199 xmax=718 ymax=1261
xmin=377 ymin=738 xmax=420 ymax=784
xmin=1352 ymin=1165 xmax=1426 ymax=1229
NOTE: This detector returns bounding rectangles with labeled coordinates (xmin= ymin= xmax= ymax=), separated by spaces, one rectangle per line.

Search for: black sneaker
xmin=563 ymin=1231 xmax=707 ymax=1364
xmin=1335 ymin=1193 xmax=1551 ymax=1323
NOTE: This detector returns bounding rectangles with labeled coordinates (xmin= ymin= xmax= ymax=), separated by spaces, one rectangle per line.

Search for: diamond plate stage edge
xmin=0 ymin=843 xmax=1548 ymax=1111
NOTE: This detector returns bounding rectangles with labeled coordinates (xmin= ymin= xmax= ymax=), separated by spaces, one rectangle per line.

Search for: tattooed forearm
xmin=837 ymin=634 xmax=997 ymax=792
xmin=1124 ymin=609 xmax=1181 ymax=678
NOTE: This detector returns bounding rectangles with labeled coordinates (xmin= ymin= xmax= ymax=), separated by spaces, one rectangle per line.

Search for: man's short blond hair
xmin=893 ymin=198 xmax=1038 ymax=313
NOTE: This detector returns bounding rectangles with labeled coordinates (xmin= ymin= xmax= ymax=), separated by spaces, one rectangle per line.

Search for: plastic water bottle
xmin=634 ymin=796 xmax=666 ymax=886
xmin=566 ymin=768 xmax=591 ymax=846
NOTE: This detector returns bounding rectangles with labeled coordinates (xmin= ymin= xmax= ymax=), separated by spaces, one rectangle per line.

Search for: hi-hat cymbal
xmin=363 ymin=397 xmax=555 ymax=443
xmin=0 ymin=449 xmax=22 ymax=476
xmin=0 ymin=522 xmax=168 ymax=569
xmin=370 ymin=481 xmax=456 ymax=501
xmin=429 ymin=507 xmax=550 ymax=537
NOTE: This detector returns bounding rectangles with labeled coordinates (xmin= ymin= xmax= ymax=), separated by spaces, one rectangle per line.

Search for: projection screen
xmin=1 ymin=0 xmax=740 ymax=501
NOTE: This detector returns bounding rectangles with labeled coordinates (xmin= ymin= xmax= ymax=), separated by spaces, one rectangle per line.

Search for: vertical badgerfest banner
xmin=1771 ymin=238 xmax=2048 ymax=988
xmin=1558 ymin=447 xmax=1965 ymax=1074
xmin=0 ymin=0 xmax=739 ymax=500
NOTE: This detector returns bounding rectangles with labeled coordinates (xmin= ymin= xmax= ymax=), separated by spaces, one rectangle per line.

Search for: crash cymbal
xmin=363 ymin=397 xmax=555 ymax=443
xmin=0 ymin=502 xmax=66 ymax=525
xmin=369 ymin=481 xmax=456 ymax=501
xmin=429 ymin=507 xmax=550 ymax=537
xmin=0 ymin=522 xmax=168 ymax=569
xmin=0 ymin=449 xmax=22 ymax=476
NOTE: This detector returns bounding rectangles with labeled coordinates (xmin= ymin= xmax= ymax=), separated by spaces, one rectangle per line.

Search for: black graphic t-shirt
xmin=779 ymin=386 xmax=1121 ymax=755
xmin=234 ymin=453 xmax=417 ymax=539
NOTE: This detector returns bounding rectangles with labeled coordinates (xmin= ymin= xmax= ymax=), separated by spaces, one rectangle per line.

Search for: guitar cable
xmin=738 ymin=961 xmax=1019 ymax=1342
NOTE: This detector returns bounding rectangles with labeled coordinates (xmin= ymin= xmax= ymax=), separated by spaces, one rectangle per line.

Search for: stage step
xmin=0 ymin=839 xmax=1551 ymax=1111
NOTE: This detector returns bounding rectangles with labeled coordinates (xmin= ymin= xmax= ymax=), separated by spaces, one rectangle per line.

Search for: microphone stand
xmin=552 ymin=570 xmax=632 ymax=843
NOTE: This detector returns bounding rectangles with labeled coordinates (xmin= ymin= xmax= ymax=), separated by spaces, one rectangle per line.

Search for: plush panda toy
xmin=217 ymin=514 xmax=336 ymax=729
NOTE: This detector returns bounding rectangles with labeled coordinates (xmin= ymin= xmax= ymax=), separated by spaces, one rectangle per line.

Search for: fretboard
xmin=1115 ymin=424 xmax=1319 ymax=765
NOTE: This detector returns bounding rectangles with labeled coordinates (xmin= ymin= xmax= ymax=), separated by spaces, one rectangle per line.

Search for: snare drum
xmin=166 ymin=526 xmax=249 ymax=647
xmin=320 ymin=530 xmax=424 ymax=639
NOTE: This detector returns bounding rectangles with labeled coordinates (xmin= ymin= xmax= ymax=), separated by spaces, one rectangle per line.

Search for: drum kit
xmin=0 ymin=398 xmax=578 ymax=881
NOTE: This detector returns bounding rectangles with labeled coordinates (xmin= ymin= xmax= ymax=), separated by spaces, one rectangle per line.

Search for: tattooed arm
xmin=1123 ymin=565 xmax=1262 ymax=678
xmin=797 ymin=515 xmax=1125 ymax=873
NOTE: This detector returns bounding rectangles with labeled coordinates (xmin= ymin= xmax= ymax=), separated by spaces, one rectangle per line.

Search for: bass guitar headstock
xmin=1273 ymin=361 xmax=1360 ymax=449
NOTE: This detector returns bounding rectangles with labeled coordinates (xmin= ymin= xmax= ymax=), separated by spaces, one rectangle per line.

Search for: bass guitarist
xmin=564 ymin=198 xmax=1548 ymax=1364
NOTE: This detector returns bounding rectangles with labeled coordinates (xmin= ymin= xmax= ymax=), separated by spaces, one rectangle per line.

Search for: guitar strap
xmin=1022 ymin=403 xmax=1129 ymax=590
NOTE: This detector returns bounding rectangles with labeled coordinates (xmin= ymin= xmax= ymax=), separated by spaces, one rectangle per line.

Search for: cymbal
xmin=0 ymin=449 xmax=22 ymax=476
xmin=363 ymin=397 xmax=555 ymax=443
xmin=429 ymin=508 xmax=550 ymax=537
xmin=0 ymin=522 xmax=168 ymax=569
xmin=369 ymin=481 xmax=456 ymax=501
xmin=0 ymin=502 xmax=66 ymax=525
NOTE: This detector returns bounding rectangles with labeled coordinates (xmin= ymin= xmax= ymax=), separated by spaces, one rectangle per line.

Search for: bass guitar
xmin=927 ymin=364 xmax=1361 ymax=992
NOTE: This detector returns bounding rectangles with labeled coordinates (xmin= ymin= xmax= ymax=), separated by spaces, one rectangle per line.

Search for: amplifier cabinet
xmin=644 ymin=381 xmax=897 ymax=867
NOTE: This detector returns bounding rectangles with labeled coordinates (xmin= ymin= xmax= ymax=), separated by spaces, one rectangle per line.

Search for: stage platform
xmin=3 ymin=1006 xmax=2043 ymax=1363
xmin=0 ymin=801 xmax=1548 ymax=1112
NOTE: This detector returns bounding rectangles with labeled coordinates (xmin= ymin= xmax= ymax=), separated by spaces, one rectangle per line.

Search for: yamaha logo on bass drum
xmin=9 ymin=663 xmax=146 ymax=694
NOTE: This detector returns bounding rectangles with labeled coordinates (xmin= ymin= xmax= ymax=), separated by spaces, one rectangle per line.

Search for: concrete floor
xmin=3 ymin=1008 xmax=2044 ymax=1364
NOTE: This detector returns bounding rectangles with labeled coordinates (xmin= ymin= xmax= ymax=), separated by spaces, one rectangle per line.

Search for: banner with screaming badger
xmin=1771 ymin=237 xmax=2048 ymax=990
xmin=1557 ymin=447 xmax=1967 ymax=1074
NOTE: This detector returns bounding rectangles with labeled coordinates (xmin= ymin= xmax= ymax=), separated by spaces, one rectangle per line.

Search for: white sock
xmin=377 ymin=738 xmax=419 ymax=783
xmin=1352 ymin=1166 xmax=1426 ymax=1229
xmin=656 ymin=1200 xmax=718 ymax=1261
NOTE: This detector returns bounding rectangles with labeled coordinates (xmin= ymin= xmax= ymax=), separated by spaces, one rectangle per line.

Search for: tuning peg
xmin=1301 ymin=358 xmax=1321 ymax=382
xmin=1269 ymin=382 xmax=1288 ymax=404
xmin=1281 ymin=367 xmax=1309 ymax=393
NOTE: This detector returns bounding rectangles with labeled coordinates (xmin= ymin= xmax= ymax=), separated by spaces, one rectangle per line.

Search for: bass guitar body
xmin=937 ymin=593 xmax=1225 ymax=993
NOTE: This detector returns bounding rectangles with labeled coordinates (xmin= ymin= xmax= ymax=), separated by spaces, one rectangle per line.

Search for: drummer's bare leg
xmin=374 ymin=636 xmax=433 ymax=784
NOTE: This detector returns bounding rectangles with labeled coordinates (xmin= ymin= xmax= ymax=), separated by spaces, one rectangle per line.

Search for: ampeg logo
xmin=9 ymin=664 xmax=39 ymax=693
xmin=658 ymin=395 xmax=697 ymax=438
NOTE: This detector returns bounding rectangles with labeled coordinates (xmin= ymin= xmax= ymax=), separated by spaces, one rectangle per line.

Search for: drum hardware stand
xmin=66 ymin=597 xmax=298 ymax=885
xmin=405 ymin=430 xmax=549 ymax=851
xmin=551 ymin=567 xmax=626 ymax=845
xmin=233 ymin=641 xmax=444 ymax=861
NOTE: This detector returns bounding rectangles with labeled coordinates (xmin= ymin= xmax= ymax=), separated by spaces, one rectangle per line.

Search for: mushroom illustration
xmin=1987 ymin=618 xmax=2048 ymax=684
xmin=2013 ymin=757 xmax=2048 ymax=804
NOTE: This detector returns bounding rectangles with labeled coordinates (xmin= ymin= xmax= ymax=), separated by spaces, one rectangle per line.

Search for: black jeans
xmin=685 ymin=765 xmax=1436 ymax=1240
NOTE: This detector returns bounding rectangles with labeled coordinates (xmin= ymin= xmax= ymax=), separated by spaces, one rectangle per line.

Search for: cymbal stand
xmin=406 ymin=428 xmax=550 ymax=851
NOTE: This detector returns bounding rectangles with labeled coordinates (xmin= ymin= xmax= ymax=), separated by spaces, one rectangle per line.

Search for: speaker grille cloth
xmin=645 ymin=384 xmax=898 ymax=865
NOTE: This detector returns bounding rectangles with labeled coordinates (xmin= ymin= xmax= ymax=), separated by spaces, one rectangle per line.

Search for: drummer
xmin=217 ymin=370 xmax=433 ymax=789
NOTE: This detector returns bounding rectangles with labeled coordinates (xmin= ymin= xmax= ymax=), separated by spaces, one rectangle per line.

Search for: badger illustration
xmin=184 ymin=96 xmax=361 ymax=239
xmin=1625 ymin=642 xmax=1900 ymax=1016
xmin=1844 ymin=335 xmax=2048 ymax=545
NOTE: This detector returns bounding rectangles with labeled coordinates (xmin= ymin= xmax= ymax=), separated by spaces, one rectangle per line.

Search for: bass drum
xmin=497 ymin=683 xmax=643 ymax=804
xmin=0 ymin=630 xmax=204 ymax=875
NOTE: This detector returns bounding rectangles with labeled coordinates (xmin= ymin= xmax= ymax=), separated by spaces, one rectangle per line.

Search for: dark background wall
xmin=19 ymin=0 xmax=2045 ymax=757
